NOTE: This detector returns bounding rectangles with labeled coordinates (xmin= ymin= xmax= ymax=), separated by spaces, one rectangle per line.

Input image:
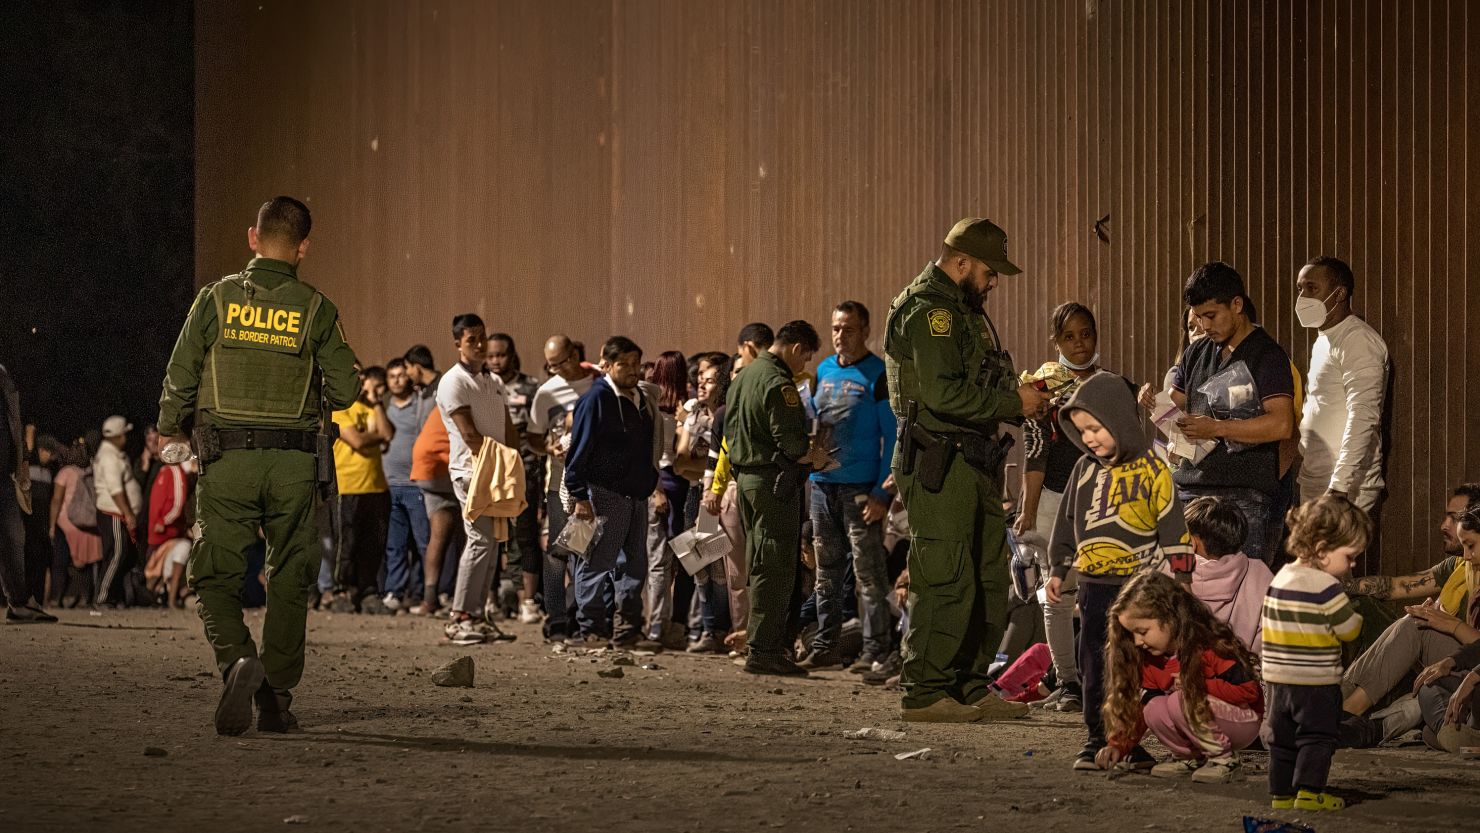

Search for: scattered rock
xmin=641 ymin=663 xmax=662 ymax=671
xmin=597 ymin=667 xmax=625 ymax=679
xmin=143 ymin=747 xmax=167 ymax=757
xmin=611 ymin=655 xmax=636 ymax=667
xmin=842 ymin=727 xmax=906 ymax=741
xmin=894 ymin=748 xmax=931 ymax=761
xmin=283 ymin=815 xmax=310 ymax=824
xmin=432 ymin=656 xmax=475 ymax=688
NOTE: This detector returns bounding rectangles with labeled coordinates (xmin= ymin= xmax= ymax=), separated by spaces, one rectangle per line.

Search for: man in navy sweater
xmin=565 ymin=336 xmax=662 ymax=648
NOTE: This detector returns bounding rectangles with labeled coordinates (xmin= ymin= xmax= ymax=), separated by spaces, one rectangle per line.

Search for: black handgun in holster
xmin=899 ymin=399 xmax=953 ymax=493
xmin=771 ymin=452 xmax=804 ymax=500
xmin=191 ymin=424 xmax=223 ymax=466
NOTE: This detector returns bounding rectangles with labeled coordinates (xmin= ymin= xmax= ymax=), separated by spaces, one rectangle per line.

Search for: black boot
xmin=743 ymin=651 xmax=810 ymax=677
xmin=1338 ymin=712 xmax=1383 ymax=749
xmin=215 ymin=657 xmax=266 ymax=736
xmin=255 ymin=681 xmax=299 ymax=733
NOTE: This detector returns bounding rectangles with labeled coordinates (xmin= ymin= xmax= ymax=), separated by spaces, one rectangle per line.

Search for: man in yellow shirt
xmin=329 ymin=366 xmax=392 ymax=613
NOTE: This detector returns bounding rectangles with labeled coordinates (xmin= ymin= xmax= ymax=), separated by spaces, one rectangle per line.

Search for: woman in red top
xmin=144 ymin=461 xmax=194 ymax=607
xmin=1098 ymin=571 xmax=1264 ymax=783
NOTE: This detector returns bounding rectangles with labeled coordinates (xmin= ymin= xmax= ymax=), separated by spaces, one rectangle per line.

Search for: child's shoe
xmin=1292 ymin=790 xmax=1345 ymax=811
xmin=1150 ymin=759 xmax=1199 ymax=778
xmin=1191 ymin=753 xmax=1244 ymax=783
xmin=1269 ymin=795 xmax=1296 ymax=810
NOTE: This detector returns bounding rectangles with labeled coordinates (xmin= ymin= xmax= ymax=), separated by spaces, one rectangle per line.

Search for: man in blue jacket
xmin=565 ymin=336 xmax=661 ymax=649
xmin=799 ymin=302 xmax=897 ymax=671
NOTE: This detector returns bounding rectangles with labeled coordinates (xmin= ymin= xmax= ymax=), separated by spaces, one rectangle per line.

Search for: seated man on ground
xmin=1338 ymin=483 xmax=1480 ymax=746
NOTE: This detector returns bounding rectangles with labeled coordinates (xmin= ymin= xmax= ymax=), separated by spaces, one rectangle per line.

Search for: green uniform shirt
xmin=884 ymin=264 xmax=1020 ymax=440
xmin=724 ymin=350 xmax=809 ymax=468
xmin=158 ymin=257 xmax=359 ymax=436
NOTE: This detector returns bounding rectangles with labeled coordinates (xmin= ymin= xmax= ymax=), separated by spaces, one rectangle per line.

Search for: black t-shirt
xmin=1170 ymin=325 xmax=1293 ymax=495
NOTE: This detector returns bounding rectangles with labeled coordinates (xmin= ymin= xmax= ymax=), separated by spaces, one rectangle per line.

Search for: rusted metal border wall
xmin=197 ymin=0 xmax=1479 ymax=574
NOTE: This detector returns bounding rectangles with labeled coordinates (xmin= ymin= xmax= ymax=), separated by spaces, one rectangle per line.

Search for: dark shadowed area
xmin=0 ymin=1 xmax=194 ymax=446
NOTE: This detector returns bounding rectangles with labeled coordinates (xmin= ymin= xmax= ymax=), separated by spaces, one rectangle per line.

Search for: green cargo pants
xmin=896 ymin=454 xmax=1009 ymax=710
xmin=735 ymin=469 xmax=803 ymax=657
xmin=188 ymin=448 xmax=319 ymax=692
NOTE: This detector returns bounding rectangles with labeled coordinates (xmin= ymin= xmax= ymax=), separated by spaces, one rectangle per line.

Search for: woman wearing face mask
xmin=1014 ymin=302 xmax=1105 ymax=713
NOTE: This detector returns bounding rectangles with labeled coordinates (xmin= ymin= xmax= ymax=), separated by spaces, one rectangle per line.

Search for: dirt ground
xmin=2 ymin=608 xmax=1477 ymax=833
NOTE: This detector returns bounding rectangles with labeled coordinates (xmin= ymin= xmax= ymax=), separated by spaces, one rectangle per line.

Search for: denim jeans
xmin=809 ymin=481 xmax=891 ymax=657
xmin=572 ymin=484 xmax=648 ymax=639
xmin=542 ymin=490 xmax=576 ymax=639
xmin=384 ymin=484 xmax=430 ymax=599
xmin=1178 ymin=486 xmax=1274 ymax=567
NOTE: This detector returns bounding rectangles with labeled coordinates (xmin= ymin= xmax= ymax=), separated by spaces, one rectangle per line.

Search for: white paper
xmin=1151 ymin=390 xmax=1213 ymax=465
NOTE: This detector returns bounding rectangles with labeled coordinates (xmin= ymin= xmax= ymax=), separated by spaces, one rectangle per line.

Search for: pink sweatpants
xmin=1143 ymin=691 xmax=1261 ymax=759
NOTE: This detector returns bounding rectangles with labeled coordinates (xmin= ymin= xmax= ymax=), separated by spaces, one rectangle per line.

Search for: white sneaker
xmin=1191 ymin=754 xmax=1245 ymax=784
xmin=445 ymin=619 xmax=486 ymax=645
xmin=382 ymin=593 xmax=403 ymax=612
xmin=519 ymin=599 xmax=543 ymax=624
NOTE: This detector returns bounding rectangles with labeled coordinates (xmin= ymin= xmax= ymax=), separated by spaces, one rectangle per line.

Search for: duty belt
xmin=217 ymin=428 xmax=317 ymax=453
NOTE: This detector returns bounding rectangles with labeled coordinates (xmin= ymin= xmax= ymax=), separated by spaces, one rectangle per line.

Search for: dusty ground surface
xmin=3 ymin=608 xmax=1478 ymax=833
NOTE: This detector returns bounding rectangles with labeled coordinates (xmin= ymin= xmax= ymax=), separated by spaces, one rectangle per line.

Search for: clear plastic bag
xmin=1195 ymin=360 xmax=1263 ymax=453
xmin=554 ymin=514 xmax=605 ymax=557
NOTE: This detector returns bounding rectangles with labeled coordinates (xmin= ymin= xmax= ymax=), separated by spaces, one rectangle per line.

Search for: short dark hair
xmin=1050 ymin=302 xmax=1097 ymax=338
xmin=601 ymin=335 xmax=643 ymax=363
xmin=488 ymin=332 xmax=521 ymax=373
xmin=452 ymin=313 xmax=485 ymax=341
xmin=1184 ymin=496 xmax=1248 ymax=558
xmin=403 ymin=344 xmax=436 ymax=372
xmin=1453 ymin=483 xmax=1480 ymax=509
xmin=570 ymin=340 xmax=587 ymax=362
xmin=1305 ymin=255 xmax=1355 ymax=295
xmin=386 ymin=357 xmax=407 ymax=372
xmin=256 ymin=196 xmax=312 ymax=245
xmin=1183 ymin=261 xmax=1246 ymax=308
xmin=775 ymin=320 xmax=821 ymax=353
xmin=360 ymin=365 xmax=387 ymax=384
xmin=737 ymin=322 xmax=774 ymax=350
xmin=834 ymin=301 xmax=871 ymax=327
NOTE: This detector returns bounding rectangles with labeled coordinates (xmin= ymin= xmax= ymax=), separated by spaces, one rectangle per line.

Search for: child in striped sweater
xmin=1260 ymin=495 xmax=1369 ymax=812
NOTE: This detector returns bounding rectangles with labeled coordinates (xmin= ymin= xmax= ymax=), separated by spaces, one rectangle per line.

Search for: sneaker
xmin=568 ymin=633 xmax=609 ymax=649
xmin=687 ymin=633 xmax=724 ymax=654
xmin=1055 ymin=684 xmax=1084 ymax=713
xmin=797 ymin=648 xmax=844 ymax=670
xmin=445 ymin=619 xmax=486 ymax=645
xmin=381 ymin=593 xmax=403 ymax=613
xmin=1150 ymin=759 xmax=1200 ymax=779
xmin=408 ymin=602 xmax=439 ymax=617
xmin=1191 ymin=754 xmax=1244 ymax=784
xmin=5 ymin=605 xmax=58 ymax=623
xmin=1031 ymin=687 xmax=1068 ymax=710
xmin=1337 ymin=712 xmax=1383 ymax=749
xmin=214 ymin=657 xmax=266 ymax=737
xmin=327 ymin=592 xmax=357 ymax=614
xmin=848 ymin=652 xmax=880 ymax=674
xmin=359 ymin=595 xmax=390 ymax=615
xmin=472 ymin=618 xmax=517 ymax=642
xmin=1292 ymin=790 xmax=1345 ymax=811
xmin=1115 ymin=745 xmax=1156 ymax=771
xmin=612 ymin=631 xmax=663 ymax=652
xmin=1072 ymin=743 xmax=1104 ymax=772
xmin=518 ymin=599 xmax=543 ymax=624
xmin=496 ymin=579 xmax=519 ymax=619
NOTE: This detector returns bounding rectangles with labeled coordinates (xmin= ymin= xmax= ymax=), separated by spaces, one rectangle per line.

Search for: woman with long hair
xmin=644 ymin=351 xmax=697 ymax=647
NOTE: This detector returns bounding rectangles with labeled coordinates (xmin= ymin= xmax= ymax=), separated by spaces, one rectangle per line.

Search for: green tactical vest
xmin=198 ymin=274 xmax=324 ymax=424
xmin=883 ymin=271 xmax=1017 ymax=436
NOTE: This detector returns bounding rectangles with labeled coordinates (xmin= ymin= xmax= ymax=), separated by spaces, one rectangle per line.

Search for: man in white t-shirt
xmin=524 ymin=334 xmax=597 ymax=642
xmin=95 ymin=415 xmax=143 ymax=606
xmin=436 ymin=313 xmax=520 ymax=644
xmin=1294 ymin=256 xmax=1389 ymax=512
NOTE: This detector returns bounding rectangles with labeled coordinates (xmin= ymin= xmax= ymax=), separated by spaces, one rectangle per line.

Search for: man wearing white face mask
xmin=1295 ymin=256 xmax=1389 ymax=512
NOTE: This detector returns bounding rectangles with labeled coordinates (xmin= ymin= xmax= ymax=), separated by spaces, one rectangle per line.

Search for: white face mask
xmin=1058 ymin=351 xmax=1099 ymax=371
xmin=1296 ymin=288 xmax=1340 ymax=328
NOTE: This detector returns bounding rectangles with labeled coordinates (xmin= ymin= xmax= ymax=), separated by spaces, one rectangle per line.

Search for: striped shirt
xmin=1261 ymin=562 xmax=1364 ymax=685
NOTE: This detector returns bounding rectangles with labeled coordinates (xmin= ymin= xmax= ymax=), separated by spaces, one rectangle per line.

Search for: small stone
xmin=283 ymin=815 xmax=310 ymax=824
xmin=611 ymin=655 xmax=636 ymax=667
xmin=597 ymin=667 xmax=625 ymax=679
xmin=432 ymin=656 xmax=475 ymax=688
xmin=143 ymin=747 xmax=167 ymax=757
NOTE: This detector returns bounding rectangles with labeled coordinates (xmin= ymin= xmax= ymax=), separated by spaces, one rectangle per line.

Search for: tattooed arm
xmin=1343 ymin=568 xmax=1441 ymax=602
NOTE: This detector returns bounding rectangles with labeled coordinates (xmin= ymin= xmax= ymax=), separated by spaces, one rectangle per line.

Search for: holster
xmin=908 ymin=424 xmax=955 ymax=493
xmin=191 ymin=424 xmax=223 ymax=466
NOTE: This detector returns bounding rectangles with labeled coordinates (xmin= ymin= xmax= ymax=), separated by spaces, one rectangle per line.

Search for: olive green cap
xmin=943 ymin=218 xmax=1022 ymax=275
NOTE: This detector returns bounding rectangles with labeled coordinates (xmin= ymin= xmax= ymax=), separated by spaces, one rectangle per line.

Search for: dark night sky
xmin=0 ymin=1 xmax=194 ymax=447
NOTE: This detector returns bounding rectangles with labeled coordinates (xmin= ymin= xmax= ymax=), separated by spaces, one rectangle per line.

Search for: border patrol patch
xmin=220 ymin=299 xmax=308 ymax=354
xmin=927 ymin=308 xmax=952 ymax=337
xmin=781 ymin=385 xmax=801 ymax=407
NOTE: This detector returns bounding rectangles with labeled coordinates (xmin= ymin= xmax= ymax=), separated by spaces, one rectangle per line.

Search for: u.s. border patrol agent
xmin=158 ymin=196 xmax=358 ymax=736
xmin=884 ymin=218 xmax=1050 ymax=723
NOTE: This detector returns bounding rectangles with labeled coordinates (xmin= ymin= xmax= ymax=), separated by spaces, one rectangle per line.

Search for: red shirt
xmin=148 ymin=464 xmax=192 ymax=545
